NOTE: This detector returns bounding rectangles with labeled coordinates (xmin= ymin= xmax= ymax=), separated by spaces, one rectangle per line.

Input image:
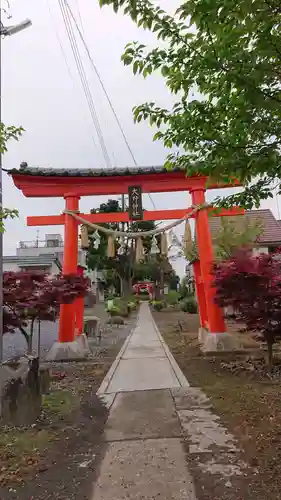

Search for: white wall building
xmin=4 ymin=233 xmax=86 ymax=274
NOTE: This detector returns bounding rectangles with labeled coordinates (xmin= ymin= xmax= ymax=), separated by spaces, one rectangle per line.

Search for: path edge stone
xmin=97 ymin=318 xmax=138 ymax=395
xmin=151 ymin=314 xmax=190 ymax=388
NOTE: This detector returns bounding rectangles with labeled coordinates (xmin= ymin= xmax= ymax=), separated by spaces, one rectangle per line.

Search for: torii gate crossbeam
xmin=26 ymin=207 xmax=243 ymax=226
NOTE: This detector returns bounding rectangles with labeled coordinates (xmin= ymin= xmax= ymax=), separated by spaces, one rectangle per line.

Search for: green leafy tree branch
xmin=0 ymin=122 xmax=24 ymax=232
xmin=99 ymin=0 xmax=281 ymax=208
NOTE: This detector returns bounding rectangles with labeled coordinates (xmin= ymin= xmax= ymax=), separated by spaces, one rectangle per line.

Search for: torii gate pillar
xmin=59 ymin=194 xmax=80 ymax=342
xmin=47 ymin=194 xmax=88 ymax=361
xmin=192 ymin=260 xmax=208 ymax=332
xmin=191 ymin=189 xmax=239 ymax=351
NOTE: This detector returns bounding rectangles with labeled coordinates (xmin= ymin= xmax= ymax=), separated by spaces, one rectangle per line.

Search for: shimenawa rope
xmin=63 ymin=203 xmax=208 ymax=239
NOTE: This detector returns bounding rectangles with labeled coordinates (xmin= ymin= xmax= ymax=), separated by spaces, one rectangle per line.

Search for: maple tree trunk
xmin=160 ymin=268 xmax=165 ymax=294
xmin=155 ymin=283 xmax=161 ymax=300
xmin=122 ymin=277 xmax=132 ymax=298
xmin=266 ymin=340 xmax=274 ymax=372
xmin=27 ymin=318 xmax=35 ymax=355
xmin=19 ymin=326 xmax=30 ymax=350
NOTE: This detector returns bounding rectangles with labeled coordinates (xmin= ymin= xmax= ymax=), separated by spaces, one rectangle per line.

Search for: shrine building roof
xmin=209 ymin=209 xmax=281 ymax=246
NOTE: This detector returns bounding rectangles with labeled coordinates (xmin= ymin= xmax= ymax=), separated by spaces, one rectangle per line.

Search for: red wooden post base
xmin=193 ymin=260 xmax=208 ymax=329
xmin=75 ymin=297 xmax=84 ymax=335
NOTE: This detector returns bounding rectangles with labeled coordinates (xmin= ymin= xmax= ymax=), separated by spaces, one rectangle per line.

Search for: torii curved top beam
xmin=7 ymin=164 xmax=241 ymax=198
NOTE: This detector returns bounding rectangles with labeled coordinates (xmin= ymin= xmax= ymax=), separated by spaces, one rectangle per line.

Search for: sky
xmin=2 ymin=0 xmax=281 ymax=276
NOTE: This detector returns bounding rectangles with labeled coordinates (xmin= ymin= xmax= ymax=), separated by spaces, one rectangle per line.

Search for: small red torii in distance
xmin=8 ymin=165 xmax=243 ymax=357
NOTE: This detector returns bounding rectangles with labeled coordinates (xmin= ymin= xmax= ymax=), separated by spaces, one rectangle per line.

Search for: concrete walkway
xmin=92 ymin=303 xmax=198 ymax=500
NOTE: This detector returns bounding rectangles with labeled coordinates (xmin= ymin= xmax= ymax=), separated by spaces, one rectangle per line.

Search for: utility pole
xmin=0 ymin=16 xmax=32 ymax=364
xmin=120 ymin=194 xmax=125 ymax=295
xmin=121 ymin=194 xmax=125 ymax=225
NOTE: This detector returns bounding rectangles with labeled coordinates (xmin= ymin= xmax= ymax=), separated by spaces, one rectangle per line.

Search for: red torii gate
xmin=8 ymin=164 xmax=243 ymax=358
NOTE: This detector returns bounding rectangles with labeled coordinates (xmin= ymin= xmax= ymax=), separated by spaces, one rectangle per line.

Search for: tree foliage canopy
xmin=99 ymin=0 xmax=281 ymax=208
xmin=86 ymin=199 xmax=179 ymax=293
xmin=0 ymin=122 xmax=24 ymax=232
xmin=213 ymin=249 xmax=281 ymax=366
xmin=4 ymin=271 xmax=89 ymax=350
xmin=212 ymin=217 xmax=263 ymax=260
xmin=86 ymin=199 xmax=156 ymax=281
xmin=0 ymin=122 xmax=24 ymax=154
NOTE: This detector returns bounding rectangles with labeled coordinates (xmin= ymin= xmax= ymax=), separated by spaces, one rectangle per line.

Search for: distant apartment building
xmin=3 ymin=233 xmax=86 ymax=274
xmin=3 ymin=233 xmax=105 ymax=302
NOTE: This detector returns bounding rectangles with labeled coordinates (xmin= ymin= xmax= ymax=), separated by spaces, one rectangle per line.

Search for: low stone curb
xmin=151 ymin=314 xmax=190 ymax=388
xmin=96 ymin=314 xmax=139 ymax=395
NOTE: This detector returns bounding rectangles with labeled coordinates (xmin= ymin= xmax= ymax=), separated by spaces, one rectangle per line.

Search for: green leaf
xmin=161 ymin=65 xmax=169 ymax=77
xmin=121 ymin=54 xmax=133 ymax=66
xmin=99 ymin=0 xmax=281 ymax=208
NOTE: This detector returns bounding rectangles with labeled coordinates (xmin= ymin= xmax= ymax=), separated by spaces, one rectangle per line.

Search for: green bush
xmin=166 ymin=290 xmax=180 ymax=306
xmin=180 ymin=297 xmax=198 ymax=314
xmin=126 ymin=295 xmax=140 ymax=306
xmin=119 ymin=305 xmax=129 ymax=318
xmin=112 ymin=298 xmax=130 ymax=317
xmin=151 ymin=300 xmax=165 ymax=311
xmin=106 ymin=316 xmax=125 ymax=325
xmin=107 ymin=305 xmax=121 ymax=317
xmin=128 ymin=301 xmax=137 ymax=312
xmin=138 ymin=289 xmax=150 ymax=300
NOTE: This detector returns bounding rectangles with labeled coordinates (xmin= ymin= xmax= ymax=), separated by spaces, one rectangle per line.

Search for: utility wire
xmin=65 ymin=0 xmax=157 ymax=210
xmin=61 ymin=0 xmax=110 ymax=167
xmin=58 ymin=0 xmax=111 ymax=168
xmin=66 ymin=1 xmax=136 ymax=166
xmin=46 ymin=0 xmax=99 ymax=153
xmin=47 ymin=1 xmax=74 ymax=82
xmin=75 ymin=0 xmax=84 ymax=34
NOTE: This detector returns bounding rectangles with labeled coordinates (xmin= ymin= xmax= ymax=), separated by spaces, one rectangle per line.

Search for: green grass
xmin=0 ymin=429 xmax=50 ymax=454
xmin=42 ymin=389 xmax=78 ymax=416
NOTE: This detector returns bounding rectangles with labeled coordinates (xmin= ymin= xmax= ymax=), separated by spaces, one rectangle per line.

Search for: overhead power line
xmin=65 ymin=0 xmax=157 ymax=211
xmin=58 ymin=0 xmax=111 ymax=168
xmin=46 ymin=0 xmax=99 ymax=154
xmin=66 ymin=0 xmax=138 ymax=167
xmin=75 ymin=0 xmax=85 ymax=34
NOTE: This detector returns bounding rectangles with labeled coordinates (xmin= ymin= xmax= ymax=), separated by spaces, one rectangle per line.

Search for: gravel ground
xmin=2 ymin=304 xmax=111 ymax=362
xmin=0 ymin=313 xmax=137 ymax=499
xmin=2 ymin=321 xmax=58 ymax=361
xmin=154 ymin=309 xmax=281 ymax=500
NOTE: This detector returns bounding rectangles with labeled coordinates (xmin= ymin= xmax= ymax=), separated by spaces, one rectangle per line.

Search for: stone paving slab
xmin=123 ymin=345 xmax=166 ymax=359
xmin=178 ymin=408 xmax=238 ymax=453
xmin=91 ymin=438 xmax=197 ymax=500
xmin=105 ymin=390 xmax=182 ymax=441
xmin=93 ymin=304 xmax=195 ymax=499
xmin=105 ymin=357 xmax=181 ymax=393
xmin=171 ymin=387 xmax=212 ymax=410
xmin=129 ymin=335 xmax=160 ymax=347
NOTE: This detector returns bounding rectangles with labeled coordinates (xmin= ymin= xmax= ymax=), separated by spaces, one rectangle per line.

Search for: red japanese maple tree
xmin=3 ymin=271 xmax=89 ymax=353
xmin=213 ymin=249 xmax=281 ymax=368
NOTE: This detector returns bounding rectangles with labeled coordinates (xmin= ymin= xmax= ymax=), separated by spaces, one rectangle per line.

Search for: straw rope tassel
xmin=80 ymin=225 xmax=89 ymax=249
xmin=135 ymin=236 xmax=144 ymax=263
xmin=161 ymin=232 xmax=168 ymax=256
xmin=107 ymin=235 xmax=115 ymax=258
xmin=183 ymin=219 xmax=193 ymax=252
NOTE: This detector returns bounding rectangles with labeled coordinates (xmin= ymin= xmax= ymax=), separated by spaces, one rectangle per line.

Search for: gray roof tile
xmin=3 ymin=254 xmax=62 ymax=269
xmin=6 ymin=163 xmax=181 ymax=178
